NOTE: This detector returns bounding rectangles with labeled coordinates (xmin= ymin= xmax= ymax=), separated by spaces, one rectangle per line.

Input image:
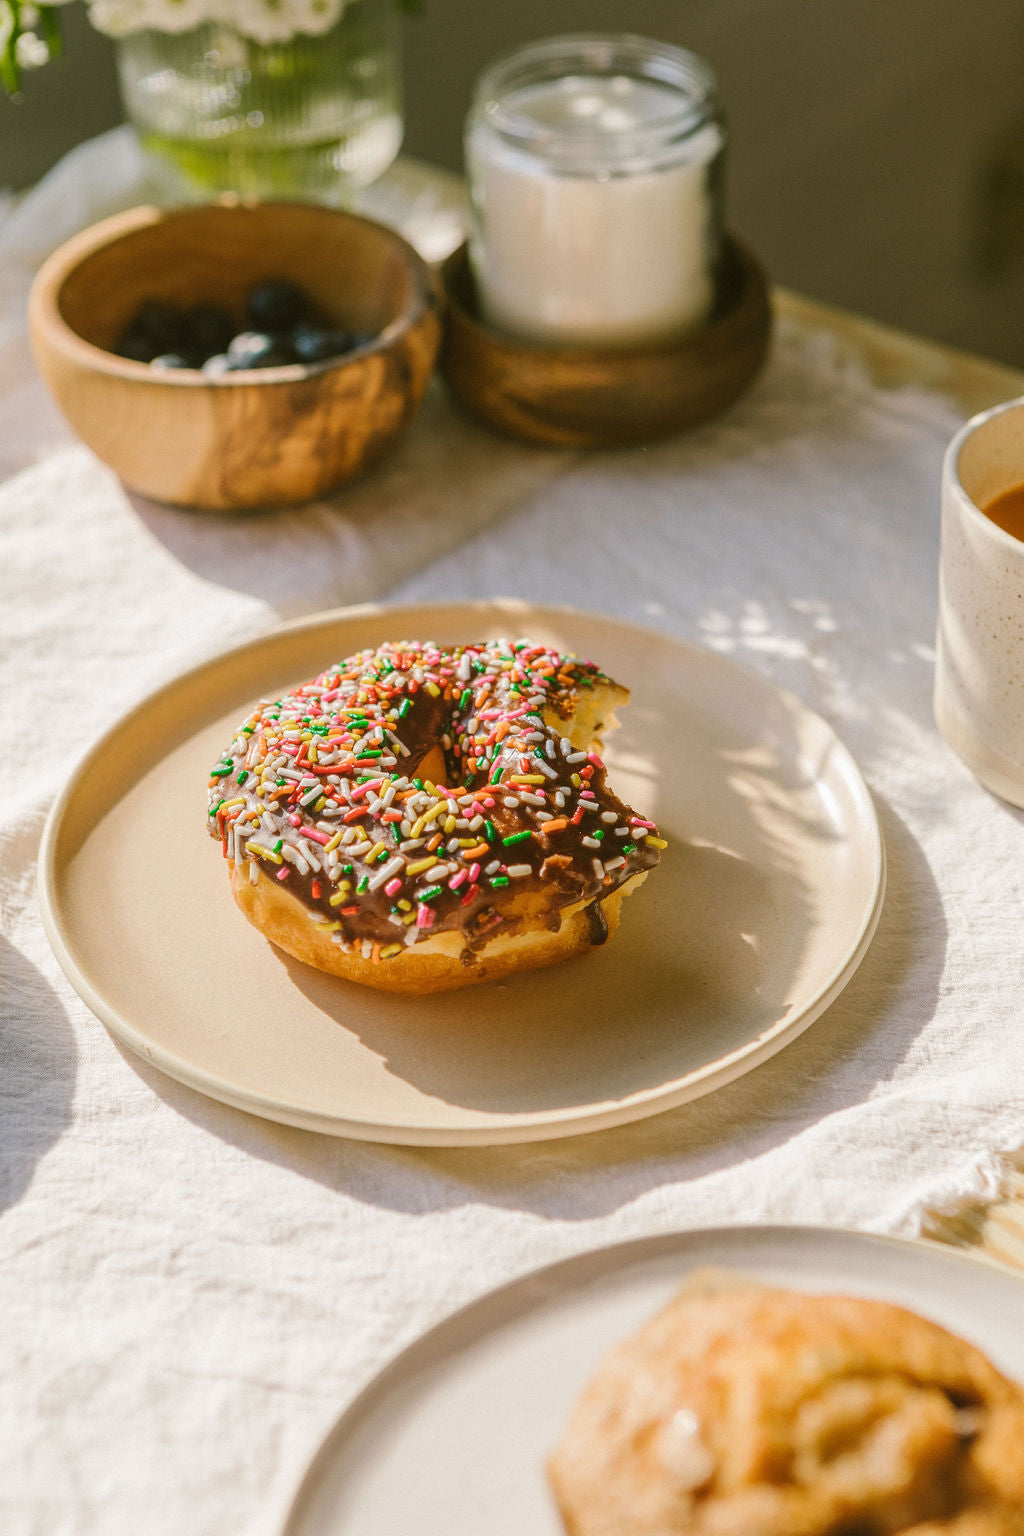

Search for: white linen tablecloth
xmin=3 ymin=131 xmax=1024 ymax=1536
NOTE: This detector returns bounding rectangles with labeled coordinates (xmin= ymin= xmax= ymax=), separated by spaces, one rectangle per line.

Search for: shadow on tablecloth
xmin=0 ymin=936 xmax=77 ymax=1213
xmin=122 ymin=384 xmax=568 ymax=620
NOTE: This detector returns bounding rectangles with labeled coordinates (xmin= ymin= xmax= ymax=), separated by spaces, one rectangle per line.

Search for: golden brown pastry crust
xmin=548 ymin=1281 xmax=1024 ymax=1536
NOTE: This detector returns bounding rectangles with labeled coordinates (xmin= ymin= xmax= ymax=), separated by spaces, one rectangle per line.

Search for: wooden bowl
xmin=28 ymin=202 xmax=441 ymax=510
xmin=439 ymin=236 xmax=772 ymax=448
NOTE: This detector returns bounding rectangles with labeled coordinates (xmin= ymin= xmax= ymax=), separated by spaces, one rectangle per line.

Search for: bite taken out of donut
xmin=205 ymin=637 xmax=666 ymax=993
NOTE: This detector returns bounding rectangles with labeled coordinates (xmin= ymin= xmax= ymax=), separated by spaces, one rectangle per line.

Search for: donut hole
xmin=416 ymin=743 xmax=448 ymax=787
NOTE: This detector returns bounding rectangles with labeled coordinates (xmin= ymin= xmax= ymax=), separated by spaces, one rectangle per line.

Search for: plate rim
xmin=279 ymin=1222 xmax=1021 ymax=1536
xmin=38 ymin=599 xmax=886 ymax=1144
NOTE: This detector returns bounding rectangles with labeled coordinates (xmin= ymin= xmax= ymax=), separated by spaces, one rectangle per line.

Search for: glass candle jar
xmin=465 ymin=34 xmax=726 ymax=349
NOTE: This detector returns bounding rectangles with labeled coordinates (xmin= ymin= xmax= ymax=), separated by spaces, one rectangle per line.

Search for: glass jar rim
xmin=471 ymin=33 xmax=720 ymax=159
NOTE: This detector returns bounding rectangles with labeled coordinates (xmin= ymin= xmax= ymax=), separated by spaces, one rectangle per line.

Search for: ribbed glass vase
xmin=116 ymin=0 xmax=402 ymax=203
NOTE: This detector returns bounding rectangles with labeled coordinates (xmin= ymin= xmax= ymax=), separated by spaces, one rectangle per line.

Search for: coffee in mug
xmin=935 ymin=394 xmax=1024 ymax=806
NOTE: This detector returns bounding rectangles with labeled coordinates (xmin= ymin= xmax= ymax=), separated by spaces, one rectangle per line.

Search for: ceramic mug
xmin=935 ymin=394 xmax=1024 ymax=806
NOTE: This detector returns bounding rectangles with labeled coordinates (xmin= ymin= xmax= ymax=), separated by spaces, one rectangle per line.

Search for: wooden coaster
xmin=438 ymin=235 xmax=772 ymax=448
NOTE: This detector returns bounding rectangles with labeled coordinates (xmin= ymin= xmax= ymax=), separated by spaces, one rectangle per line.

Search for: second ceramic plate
xmin=281 ymin=1226 xmax=1024 ymax=1536
xmin=39 ymin=600 xmax=884 ymax=1144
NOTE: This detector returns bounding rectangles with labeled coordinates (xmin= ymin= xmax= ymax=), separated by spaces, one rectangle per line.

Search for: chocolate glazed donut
xmin=206 ymin=638 xmax=665 ymax=993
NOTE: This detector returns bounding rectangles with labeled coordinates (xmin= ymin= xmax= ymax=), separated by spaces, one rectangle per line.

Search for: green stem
xmin=38 ymin=3 xmax=61 ymax=59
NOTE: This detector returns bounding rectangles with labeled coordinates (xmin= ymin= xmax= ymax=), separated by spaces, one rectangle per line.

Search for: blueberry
xmin=183 ymin=303 xmax=235 ymax=362
xmin=201 ymin=353 xmax=233 ymax=378
xmin=246 ymin=279 xmax=309 ymax=332
xmin=227 ymin=330 xmax=296 ymax=369
xmin=124 ymin=299 xmax=184 ymax=354
xmin=150 ymin=352 xmax=192 ymax=370
xmin=290 ymin=322 xmax=357 ymax=364
xmin=116 ymin=332 xmax=162 ymax=364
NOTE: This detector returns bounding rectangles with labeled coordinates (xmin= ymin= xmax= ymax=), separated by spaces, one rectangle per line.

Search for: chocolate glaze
xmin=585 ymin=901 xmax=610 ymax=945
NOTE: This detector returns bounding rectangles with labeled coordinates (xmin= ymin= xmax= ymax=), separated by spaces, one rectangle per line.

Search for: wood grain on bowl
xmin=439 ymin=236 xmax=772 ymax=448
xmin=28 ymin=202 xmax=441 ymax=510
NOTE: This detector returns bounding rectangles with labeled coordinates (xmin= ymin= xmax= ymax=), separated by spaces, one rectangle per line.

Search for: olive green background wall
xmin=5 ymin=0 xmax=1024 ymax=365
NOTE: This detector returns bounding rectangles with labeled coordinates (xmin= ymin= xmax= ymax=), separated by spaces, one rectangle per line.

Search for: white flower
xmin=224 ymin=0 xmax=293 ymax=44
xmin=281 ymin=0 xmax=344 ymax=37
xmin=147 ymin=0 xmax=217 ymax=33
xmin=225 ymin=0 xmax=343 ymax=43
xmin=14 ymin=27 xmax=49 ymax=63
xmin=88 ymin=0 xmax=214 ymax=35
xmin=86 ymin=0 xmax=149 ymax=33
xmin=88 ymin=0 xmax=348 ymax=41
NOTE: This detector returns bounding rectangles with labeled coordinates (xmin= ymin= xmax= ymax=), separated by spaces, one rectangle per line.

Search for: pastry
xmin=206 ymin=637 xmax=664 ymax=992
xmin=549 ymin=1277 xmax=1024 ymax=1535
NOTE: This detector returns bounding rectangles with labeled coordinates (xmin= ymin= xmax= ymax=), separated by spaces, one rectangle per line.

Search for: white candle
xmin=466 ymin=38 xmax=726 ymax=349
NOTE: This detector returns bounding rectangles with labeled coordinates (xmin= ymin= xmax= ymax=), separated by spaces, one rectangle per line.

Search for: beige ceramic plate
xmin=38 ymin=601 xmax=884 ymax=1145
xmin=282 ymin=1225 xmax=1024 ymax=1536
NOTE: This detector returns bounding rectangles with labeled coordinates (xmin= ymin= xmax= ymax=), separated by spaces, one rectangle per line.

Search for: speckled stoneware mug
xmin=935 ymin=395 xmax=1024 ymax=806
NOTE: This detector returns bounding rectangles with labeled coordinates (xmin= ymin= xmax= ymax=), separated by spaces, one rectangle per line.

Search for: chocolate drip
xmin=585 ymin=900 xmax=609 ymax=945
